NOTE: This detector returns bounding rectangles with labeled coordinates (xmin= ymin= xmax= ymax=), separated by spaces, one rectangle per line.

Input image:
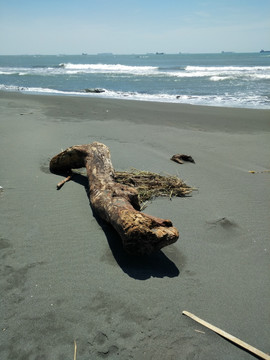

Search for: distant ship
xmin=156 ymin=52 xmax=165 ymax=55
xmin=260 ymin=49 xmax=270 ymax=53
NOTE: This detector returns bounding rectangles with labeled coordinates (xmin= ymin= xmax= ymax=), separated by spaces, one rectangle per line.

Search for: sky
xmin=0 ymin=0 xmax=270 ymax=55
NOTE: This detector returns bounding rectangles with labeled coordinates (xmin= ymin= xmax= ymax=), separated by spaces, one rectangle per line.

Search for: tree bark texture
xmin=50 ymin=142 xmax=179 ymax=255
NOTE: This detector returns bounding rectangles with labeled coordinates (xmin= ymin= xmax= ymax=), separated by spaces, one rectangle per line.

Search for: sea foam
xmin=1 ymin=63 xmax=269 ymax=80
xmin=1 ymin=83 xmax=269 ymax=109
xmin=60 ymin=63 xmax=157 ymax=75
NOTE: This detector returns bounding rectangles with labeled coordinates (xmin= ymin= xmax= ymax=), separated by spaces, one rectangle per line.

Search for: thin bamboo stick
xmin=74 ymin=340 xmax=77 ymax=360
xmin=182 ymin=311 xmax=270 ymax=360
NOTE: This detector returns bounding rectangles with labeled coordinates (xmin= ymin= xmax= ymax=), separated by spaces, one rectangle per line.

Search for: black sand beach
xmin=0 ymin=91 xmax=269 ymax=359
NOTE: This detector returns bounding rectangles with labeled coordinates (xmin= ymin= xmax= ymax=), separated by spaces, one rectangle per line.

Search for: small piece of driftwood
xmin=171 ymin=154 xmax=195 ymax=164
xmin=56 ymin=173 xmax=73 ymax=190
xmin=182 ymin=311 xmax=270 ymax=360
xmin=50 ymin=142 xmax=179 ymax=255
xmin=74 ymin=340 xmax=77 ymax=360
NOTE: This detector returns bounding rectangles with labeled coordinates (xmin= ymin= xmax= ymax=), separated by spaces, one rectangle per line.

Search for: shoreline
xmin=1 ymin=90 xmax=270 ymax=132
xmin=0 ymin=91 xmax=269 ymax=359
xmin=1 ymin=88 xmax=270 ymax=112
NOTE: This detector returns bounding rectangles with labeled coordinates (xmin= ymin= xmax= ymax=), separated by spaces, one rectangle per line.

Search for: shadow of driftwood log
xmin=95 ymin=215 xmax=180 ymax=280
xmin=70 ymin=173 xmax=180 ymax=279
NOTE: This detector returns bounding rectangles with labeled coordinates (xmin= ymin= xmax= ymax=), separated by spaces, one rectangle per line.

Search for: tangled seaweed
xmin=114 ymin=168 xmax=193 ymax=205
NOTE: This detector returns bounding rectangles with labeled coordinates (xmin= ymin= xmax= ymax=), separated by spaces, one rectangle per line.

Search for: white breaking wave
xmin=1 ymin=84 xmax=269 ymax=109
xmin=184 ymin=65 xmax=270 ymax=81
xmin=60 ymin=63 xmax=270 ymax=79
xmin=0 ymin=71 xmax=16 ymax=75
xmin=0 ymin=84 xmax=72 ymax=94
xmin=210 ymin=76 xmax=234 ymax=81
xmin=60 ymin=63 xmax=158 ymax=75
xmin=1 ymin=63 xmax=270 ymax=80
xmin=253 ymin=73 xmax=270 ymax=80
xmin=0 ymin=66 xmax=63 ymax=76
xmin=186 ymin=65 xmax=270 ymax=71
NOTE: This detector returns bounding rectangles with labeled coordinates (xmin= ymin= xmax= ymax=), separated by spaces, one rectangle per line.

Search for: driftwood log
xmin=50 ymin=142 xmax=179 ymax=255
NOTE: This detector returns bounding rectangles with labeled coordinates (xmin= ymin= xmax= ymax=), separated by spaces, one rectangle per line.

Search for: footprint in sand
xmin=206 ymin=217 xmax=239 ymax=230
xmin=90 ymin=331 xmax=119 ymax=358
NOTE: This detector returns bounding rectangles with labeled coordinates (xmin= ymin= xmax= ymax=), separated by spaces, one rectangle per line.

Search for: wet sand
xmin=0 ymin=91 xmax=269 ymax=359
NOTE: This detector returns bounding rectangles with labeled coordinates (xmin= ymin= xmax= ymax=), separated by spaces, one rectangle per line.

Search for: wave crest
xmin=1 ymin=63 xmax=269 ymax=80
xmin=59 ymin=63 xmax=157 ymax=75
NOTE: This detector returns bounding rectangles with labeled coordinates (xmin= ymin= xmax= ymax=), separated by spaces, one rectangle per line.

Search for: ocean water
xmin=0 ymin=53 xmax=269 ymax=109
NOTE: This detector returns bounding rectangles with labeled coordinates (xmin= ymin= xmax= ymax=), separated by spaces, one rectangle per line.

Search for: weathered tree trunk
xmin=50 ymin=142 xmax=179 ymax=255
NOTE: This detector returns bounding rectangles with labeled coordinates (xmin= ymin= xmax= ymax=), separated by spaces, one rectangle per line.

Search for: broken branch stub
xmin=50 ymin=142 xmax=179 ymax=255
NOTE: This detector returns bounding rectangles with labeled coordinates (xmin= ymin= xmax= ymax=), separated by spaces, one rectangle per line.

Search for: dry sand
xmin=0 ymin=91 xmax=269 ymax=359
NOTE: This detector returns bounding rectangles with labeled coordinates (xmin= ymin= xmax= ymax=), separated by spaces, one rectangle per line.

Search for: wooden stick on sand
xmin=182 ymin=311 xmax=270 ymax=360
xmin=74 ymin=340 xmax=77 ymax=360
xmin=56 ymin=173 xmax=73 ymax=190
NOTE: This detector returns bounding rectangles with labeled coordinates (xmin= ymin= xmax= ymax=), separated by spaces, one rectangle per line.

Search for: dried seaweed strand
xmin=114 ymin=168 xmax=193 ymax=204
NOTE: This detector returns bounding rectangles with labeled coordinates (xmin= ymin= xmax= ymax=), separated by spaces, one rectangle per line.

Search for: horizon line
xmin=0 ymin=51 xmax=264 ymax=56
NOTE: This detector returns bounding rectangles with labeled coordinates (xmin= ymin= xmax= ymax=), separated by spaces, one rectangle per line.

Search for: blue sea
xmin=0 ymin=53 xmax=269 ymax=109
